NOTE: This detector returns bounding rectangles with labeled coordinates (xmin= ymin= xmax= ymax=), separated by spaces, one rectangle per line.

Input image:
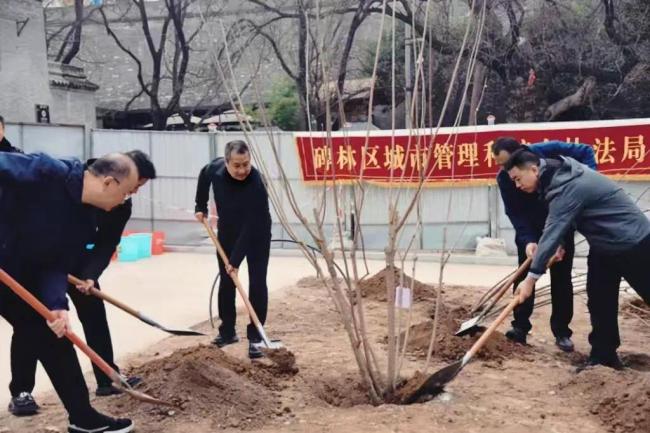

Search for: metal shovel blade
xmin=455 ymin=315 xmax=482 ymax=336
xmin=138 ymin=313 xmax=206 ymax=336
xmin=155 ymin=325 xmax=206 ymax=337
xmin=402 ymin=360 xmax=463 ymax=404
xmin=454 ymin=315 xmax=487 ymax=337
xmin=253 ymin=339 xmax=284 ymax=350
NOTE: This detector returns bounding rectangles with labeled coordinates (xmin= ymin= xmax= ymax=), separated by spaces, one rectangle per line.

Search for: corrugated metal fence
xmin=7 ymin=123 xmax=649 ymax=253
xmin=90 ymin=129 xmax=493 ymax=251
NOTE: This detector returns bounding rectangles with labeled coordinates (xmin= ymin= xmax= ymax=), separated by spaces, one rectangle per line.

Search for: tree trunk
xmin=62 ymin=0 xmax=83 ymax=64
xmin=468 ymin=62 xmax=487 ymax=125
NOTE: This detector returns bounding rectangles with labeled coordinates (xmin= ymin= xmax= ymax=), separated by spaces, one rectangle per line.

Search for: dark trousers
xmin=512 ymin=235 xmax=574 ymax=338
xmin=586 ymin=235 xmax=650 ymax=357
xmin=217 ymin=235 xmax=270 ymax=342
xmin=0 ymin=288 xmax=95 ymax=423
xmin=68 ymin=282 xmax=118 ymax=387
xmin=11 ymin=282 xmax=119 ymax=392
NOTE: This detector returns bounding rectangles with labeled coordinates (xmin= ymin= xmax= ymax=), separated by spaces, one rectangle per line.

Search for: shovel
xmin=202 ymin=220 xmax=283 ymax=350
xmin=455 ymin=257 xmax=531 ymax=336
xmin=403 ymin=294 xmax=522 ymax=404
xmin=0 ymin=267 xmax=172 ymax=407
xmin=68 ymin=275 xmax=205 ymax=337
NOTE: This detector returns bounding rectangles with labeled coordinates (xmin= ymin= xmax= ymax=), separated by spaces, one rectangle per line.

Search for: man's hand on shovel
xmin=225 ymin=264 xmax=238 ymax=276
xmin=74 ymin=278 xmax=95 ymax=295
xmin=516 ymin=252 xmax=562 ymax=304
xmin=516 ymin=277 xmax=535 ymax=304
xmin=47 ymin=310 xmax=71 ymax=338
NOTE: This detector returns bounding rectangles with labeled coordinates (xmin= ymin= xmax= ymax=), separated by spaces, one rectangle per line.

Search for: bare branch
xmin=99 ymin=7 xmax=152 ymax=99
xmin=240 ymin=18 xmax=298 ymax=81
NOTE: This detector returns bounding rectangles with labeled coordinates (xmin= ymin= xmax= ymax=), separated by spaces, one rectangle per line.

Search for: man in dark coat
xmin=195 ymin=140 xmax=272 ymax=359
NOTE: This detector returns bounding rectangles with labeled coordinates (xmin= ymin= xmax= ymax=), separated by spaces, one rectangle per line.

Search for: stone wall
xmin=0 ymin=0 xmax=98 ymax=131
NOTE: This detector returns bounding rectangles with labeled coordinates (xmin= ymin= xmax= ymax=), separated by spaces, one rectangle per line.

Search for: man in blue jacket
xmin=507 ymin=150 xmax=649 ymax=370
xmin=0 ymin=151 xmax=141 ymax=433
xmin=492 ymin=137 xmax=597 ymax=351
xmin=7 ymin=150 xmax=157 ymax=418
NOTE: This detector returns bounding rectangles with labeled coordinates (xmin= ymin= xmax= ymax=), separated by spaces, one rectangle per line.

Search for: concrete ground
xmin=0 ymin=250 xmax=550 ymax=406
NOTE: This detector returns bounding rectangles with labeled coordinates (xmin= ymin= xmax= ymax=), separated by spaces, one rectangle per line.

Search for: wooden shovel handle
xmin=68 ymin=275 xmax=141 ymax=318
xmin=465 ymin=257 xmax=536 ymax=361
xmin=466 ymin=296 xmax=520 ymax=361
xmin=0 ymin=268 xmax=122 ymax=385
xmin=201 ymin=220 xmax=266 ymax=331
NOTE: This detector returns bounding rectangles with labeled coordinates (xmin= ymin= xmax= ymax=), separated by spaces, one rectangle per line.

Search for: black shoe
xmin=8 ymin=392 xmax=39 ymax=416
xmin=69 ymin=412 xmax=134 ymax=433
xmin=248 ymin=341 xmax=264 ymax=359
xmin=555 ymin=336 xmax=575 ymax=352
xmin=212 ymin=334 xmax=240 ymax=348
xmin=505 ymin=327 xmax=527 ymax=345
xmin=96 ymin=376 xmax=143 ymax=397
xmin=577 ymin=353 xmax=624 ymax=373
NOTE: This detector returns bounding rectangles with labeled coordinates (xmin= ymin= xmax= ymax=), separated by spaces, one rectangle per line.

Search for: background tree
xmin=241 ymin=0 xmax=381 ymax=130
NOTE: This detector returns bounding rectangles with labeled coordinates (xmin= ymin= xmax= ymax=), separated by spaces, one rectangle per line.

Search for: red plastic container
xmin=152 ymin=231 xmax=165 ymax=255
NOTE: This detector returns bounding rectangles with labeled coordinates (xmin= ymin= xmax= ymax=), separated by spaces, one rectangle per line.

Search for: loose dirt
xmin=358 ymin=266 xmax=438 ymax=301
xmin=109 ymin=344 xmax=289 ymax=431
xmin=560 ymin=365 xmax=650 ymax=433
xmin=3 ymin=271 xmax=648 ymax=433
xmin=398 ymin=301 xmax=531 ymax=362
xmin=621 ymin=297 xmax=650 ymax=321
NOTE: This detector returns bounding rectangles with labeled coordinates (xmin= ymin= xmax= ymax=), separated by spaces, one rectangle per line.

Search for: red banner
xmin=295 ymin=118 xmax=650 ymax=187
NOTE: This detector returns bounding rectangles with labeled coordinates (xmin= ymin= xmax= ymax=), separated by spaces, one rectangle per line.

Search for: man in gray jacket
xmin=505 ymin=150 xmax=650 ymax=370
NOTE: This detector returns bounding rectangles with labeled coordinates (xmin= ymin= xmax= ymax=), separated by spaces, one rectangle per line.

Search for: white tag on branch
xmin=395 ymin=286 xmax=412 ymax=309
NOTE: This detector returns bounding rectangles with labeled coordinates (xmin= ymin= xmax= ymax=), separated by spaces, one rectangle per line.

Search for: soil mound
xmin=114 ymin=345 xmax=285 ymax=430
xmin=622 ymin=297 xmax=650 ymax=321
xmin=359 ymin=267 xmax=437 ymax=301
xmin=560 ymin=367 xmax=650 ymax=433
xmin=261 ymin=347 xmax=299 ymax=374
xmin=397 ymin=302 xmax=529 ymax=362
xmin=296 ymin=275 xmax=343 ymax=289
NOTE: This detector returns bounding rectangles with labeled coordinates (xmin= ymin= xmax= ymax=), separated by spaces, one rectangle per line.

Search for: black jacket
xmin=0 ymin=137 xmax=22 ymax=154
xmin=195 ymin=158 xmax=271 ymax=267
xmin=77 ymin=199 xmax=131 ymax=282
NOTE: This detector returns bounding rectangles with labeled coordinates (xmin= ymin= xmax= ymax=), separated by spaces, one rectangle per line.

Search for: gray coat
xmin=530 ymin=157 xmax=650 ymax=276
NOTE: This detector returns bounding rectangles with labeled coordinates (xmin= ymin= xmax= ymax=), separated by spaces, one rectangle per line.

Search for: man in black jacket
xmin=194 ymin=140 xmax=272 ymax=359
xmin=492 ymin=137 xmax=596 ymax=351
xmin=8 ymin=150 xmax=157 ymax=414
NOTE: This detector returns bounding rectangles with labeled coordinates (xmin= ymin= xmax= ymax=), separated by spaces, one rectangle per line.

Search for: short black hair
xmin=0 ymin=115 xmax=5 ymax=127
xmin=88 ymin=154 xmax=133 ymax=182
xmin=504 ymin=149 xmax=540 ymax=171
xmin=492 ymin=136 xmax=524 ymax=156
xmin=125 ymin=150 xmax=156 ymax=180
xmin=225 ymin=140 xmax=249 ymax=161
